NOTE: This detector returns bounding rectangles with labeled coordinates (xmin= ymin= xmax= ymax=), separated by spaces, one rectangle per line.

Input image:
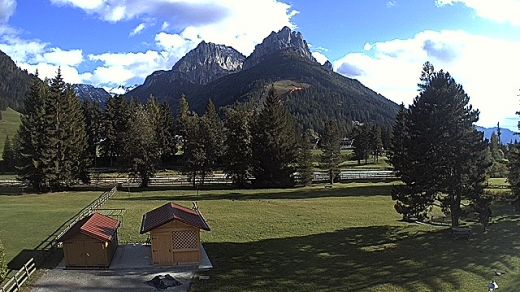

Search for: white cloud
xmin=161 ymin=21 xmax=170 ymax=30
xmin=436 ymin=0 xmax=520 ymax=26
xmin=333 ymin=30 xmax=520 ymax=128
xmin=129 ymin=23 xmax=147 ymax=36
xmin=87 ymin=50 xmax=170 ymax=86
xmin=41 ymin=48 xmax=83 ymax=67
xmin=48 ymin=0 xmax=297 ymax=56
xmin=0 ymin=0 xmax=16 ymax=23
xmin=0 ymin=34 xmax=85 ymax=83
xmin=312 ymin=51 xmax=328 ymax=65
xmin=386 ymin=1 xmax=397 ymax=8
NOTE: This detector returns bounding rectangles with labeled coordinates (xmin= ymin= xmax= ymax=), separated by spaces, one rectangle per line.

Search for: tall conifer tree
xmin=251 ymin=89 xmax=298 ymax=187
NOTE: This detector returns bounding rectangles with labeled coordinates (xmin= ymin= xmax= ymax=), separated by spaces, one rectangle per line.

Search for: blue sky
xmin=0 ymin=0 xmax=519 ymax=129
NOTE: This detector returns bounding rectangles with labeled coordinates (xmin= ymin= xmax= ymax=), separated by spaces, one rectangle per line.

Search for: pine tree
xmin=352 ymin=124 xmax=370 ymax=164
xmin=509 ymin=103 xmax=520 ymax=212
xmin=198 ymin=100 xmax=224 ymax=184
xmin=101 ymin=95 xmax=129 ymax=167
xmin=391 ymin=62 xmax=489 ymax=226
xmin=223 ymin=107 xmax=252 ymax=187
xmin=370 ymin=126 xmax=383 ymax=163
xmin=147 ymin=98 xmax=176 ymax=163
xmin=82 ymin=101 xmax=103 ymax=167
xmin=122 ymin=104 xmax=159 ymax=187
xmin=2 ymin=136 xmax=15 ymax=171
xmin=183 ymin=113 xmax=206 ymax=188
xmin=17 ymin=70 xmax=89 ymax=191
xmin=17 ymin=75 xmax=47 ymax=191
xmin=320 ymin=121 xmax=341 ymax=184
xmin=251 ymin=89 xmax=298 ymax=187
xmin=296 ymin=130 xmax=314 ymax=186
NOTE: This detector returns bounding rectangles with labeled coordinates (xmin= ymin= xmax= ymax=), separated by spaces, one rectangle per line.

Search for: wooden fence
xmin=0 ymin=258 xmax=36 ymax=292
xmin=0 ymin=186 xmax=117 ymax=292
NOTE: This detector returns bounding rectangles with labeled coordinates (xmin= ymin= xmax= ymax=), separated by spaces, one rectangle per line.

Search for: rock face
xmin=73 ymin=84 xmax=111 ymax=105
xmin=323 ymin=60 xmax=333 ymax=72
xmin=170 ymin=41 xmax=245 ymax=85
xmin=243 ymin=26 xmax=316 ymax=70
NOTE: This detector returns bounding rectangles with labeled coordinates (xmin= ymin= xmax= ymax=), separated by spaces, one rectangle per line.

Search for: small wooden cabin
xmin=59 ymin=213 xmax=120 ymax=268
xmin=140 ymin=203 xmax=210 ymax=266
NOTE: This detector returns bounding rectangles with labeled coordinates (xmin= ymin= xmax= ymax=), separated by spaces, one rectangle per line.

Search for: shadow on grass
xmin=113 ymin=184 xmax=393 ymax=202
xmin=194 ymin=220 xmax=520 ymax=291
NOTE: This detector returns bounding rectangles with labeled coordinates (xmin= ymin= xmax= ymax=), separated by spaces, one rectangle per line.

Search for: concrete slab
xmin=31 ymin=244 xmax=213 ymax=291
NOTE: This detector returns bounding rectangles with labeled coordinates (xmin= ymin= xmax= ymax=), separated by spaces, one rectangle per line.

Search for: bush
xmin=0 ymin=239 xmax=5 ymax=282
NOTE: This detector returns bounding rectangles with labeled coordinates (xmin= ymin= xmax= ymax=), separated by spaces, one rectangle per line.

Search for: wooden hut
xmin=58 ymin=213 xmax=120 ymax=268
xmin=140 ymin=203 xmax=210 ymax=266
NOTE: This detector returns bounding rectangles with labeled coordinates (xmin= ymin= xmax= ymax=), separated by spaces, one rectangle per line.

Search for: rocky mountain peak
xmin=323 ymin=60 xmax=333 ymax=72
xmin=243 ymin=26 xmax=316 ymax=69
xmin=170 ymin=41 xmax=246 ymax=85
xmin=72 ymin=84 xmax=111 ymax=105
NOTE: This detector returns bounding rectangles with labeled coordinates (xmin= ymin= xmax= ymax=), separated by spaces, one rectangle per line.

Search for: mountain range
xmin=476 ymin=126 xmax=518 ymax=144
xmin=0 ymin=27 xmax=399 ymax=132
xmin=126 ymin=26 xmax=399 ymax=132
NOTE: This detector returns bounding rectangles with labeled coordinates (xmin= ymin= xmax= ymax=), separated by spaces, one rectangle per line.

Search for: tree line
xmin=6 ymin=70 xmax=395 ymax=191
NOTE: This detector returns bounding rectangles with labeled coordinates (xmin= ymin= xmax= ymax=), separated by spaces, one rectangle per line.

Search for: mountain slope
xmin=126 ymin=41 xmax=245 ymax=107
xmin=190 ymin=50 xmax=398 ymax=131
xmin=73 ymin=84 xmax=111 ymax=105
xmin=0 ymin=50 xmax=38 ymax=112
xmin=476 ymin=126 xmax=518 ymax=144
xmin=127 ymin=27 xmax=399 ymax=131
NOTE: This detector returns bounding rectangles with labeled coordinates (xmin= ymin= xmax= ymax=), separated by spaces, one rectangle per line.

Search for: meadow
xmin=0 ymin=107 xmax=20 ymax=154
xmin=101 ymin=183 xmax=520 ymax=291
xmin=1 ymin=182 xmax=518 ymax=291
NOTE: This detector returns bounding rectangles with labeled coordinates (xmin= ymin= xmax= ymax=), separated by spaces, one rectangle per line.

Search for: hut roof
xmin=140 ymin=203 xmax=210 ymax=233
xmin=59 ymin=213 xmax=120 ymax=242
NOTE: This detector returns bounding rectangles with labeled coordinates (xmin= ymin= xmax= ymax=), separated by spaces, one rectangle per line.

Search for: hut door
xmin=152 ymin=234 xmax=173 ymax=265
xmin=84 ymin=241 xmax=105 ymax=267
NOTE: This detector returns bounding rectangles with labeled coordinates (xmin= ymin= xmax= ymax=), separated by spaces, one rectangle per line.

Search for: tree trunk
xmin=450 ymin=193 xmax=461 ymax=227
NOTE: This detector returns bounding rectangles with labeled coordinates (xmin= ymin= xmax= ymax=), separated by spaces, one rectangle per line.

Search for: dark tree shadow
xmin=112 ymin=184 xmax=394 ymax=202
xmin=193 ymin=219 xmax=520 ymax=291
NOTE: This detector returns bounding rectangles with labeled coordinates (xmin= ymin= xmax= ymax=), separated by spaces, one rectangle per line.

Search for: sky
xmin=0 ymin=0 xmax=519 ymax=129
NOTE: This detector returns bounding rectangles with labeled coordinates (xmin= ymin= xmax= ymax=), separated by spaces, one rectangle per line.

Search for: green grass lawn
xmin=0 ymin=107 xmax=21 ymax=155
xmin=103 ymin=183 xmax=520 ymax=291
xmin=0 ymin=191 xmax=103 ymax=264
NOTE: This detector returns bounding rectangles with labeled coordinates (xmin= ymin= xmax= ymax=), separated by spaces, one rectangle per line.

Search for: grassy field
xmin=103 ymin=183 xmax=520 ymax=291
xmin=0 ymin=107 xmax=21 ymax=155
xmin=0 ymin=191 xmax=103 ymax=264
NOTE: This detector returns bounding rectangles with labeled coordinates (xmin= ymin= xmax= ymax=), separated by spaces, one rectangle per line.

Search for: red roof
xmin=59 ymin=213 xmax=120 ymax=242
xmin=140 ymin=203 xmax=210 ymax=234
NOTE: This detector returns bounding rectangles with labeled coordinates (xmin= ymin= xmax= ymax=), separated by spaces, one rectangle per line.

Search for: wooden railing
xmin=0 ymin=258 xmax=36 ymax=292
xmin=0 ymin=186 xmax=117 ymax=291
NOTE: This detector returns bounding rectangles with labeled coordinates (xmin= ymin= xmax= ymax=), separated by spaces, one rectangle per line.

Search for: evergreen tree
xmin=320 ymin=121 xmax=341 ymax=184
xmin=183 ymin=113 xmax=206 ymax=188
xmin=17 ymin=75 xmax=47 ymax=191
xmin=508 ymin=104 xmax=520 ymax=211
xmin=251 ymin=90 xmax=298 ymax=187
xmin=82 ymin=101 xmax=103 ymax=167
xmin=296 ymin=130 xmax=314 ymax=186
xmin=122 ymin=104 xmax=159 ymax=187
xmin=148 ymin=99 xmax=176 ymax=163
xmin=2 ymin=136 xmax=15 ymax=171
xmin=352 ymin=124 xmax=370 ymax=164
xmin=223 ymin=107 xmax=252 ymax=187
xmin=101 ymin=95 xmax=129 ymax=167
xmin=17 ymin=70 xmax=88 ymax=191
xmin=199 ymin=100 xmax=224 ymax=184
xmin=370 ymin=125 xmax=383 ymax=163
xmin=391 ymin=62 xmax=489 ymax=226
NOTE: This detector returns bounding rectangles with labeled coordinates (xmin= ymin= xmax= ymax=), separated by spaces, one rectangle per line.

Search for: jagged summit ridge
xmin=170 ymin=41 xmax=245 ymax=85
xmin=243 ymin=26 xmax=316 ymax=69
